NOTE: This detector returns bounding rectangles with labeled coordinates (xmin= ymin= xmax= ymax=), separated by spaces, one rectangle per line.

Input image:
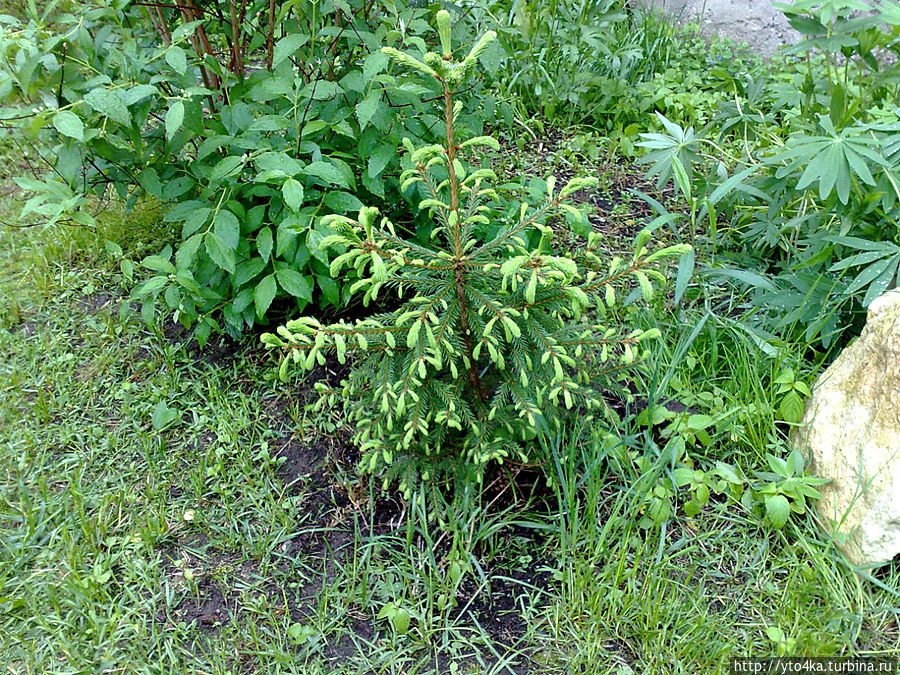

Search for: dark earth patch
xmin=498 ymin=128 xmax=675 ymax=248
xmin=75 ymin=291 xmax=117 ymax=315
xmin=12 ymin=318 xmax=42 ymax=337
xmin=163 ymin=320 xmax=243 ymax=367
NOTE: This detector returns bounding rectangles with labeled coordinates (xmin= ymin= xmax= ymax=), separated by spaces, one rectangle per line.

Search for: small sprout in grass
xmin=377 ymin=602 xmax=411 ymax=635
xmin=90 ymin=561 xmax=112 ymax=584
xmin=750 ymin=448 xmax=829 ymax=530
xmin=773 ymin=367 xmax=812 ymax=424
xmin=151 ymin=401 xmax=180 ymax=430
xmin=287 ymin=623 xmax=317 ymax=645
xmin=765 ymin=625 xmax=797 ymax=656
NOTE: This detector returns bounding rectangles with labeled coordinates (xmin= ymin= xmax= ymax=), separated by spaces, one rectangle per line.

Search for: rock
xmin=635 ymin=0 xmax=801 ymax=56
xmin=792 ymin=290 xmax=900 ymax=567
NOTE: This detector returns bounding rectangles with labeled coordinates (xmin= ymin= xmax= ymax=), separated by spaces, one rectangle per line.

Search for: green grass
xmin=2 ymin=134 xmax=900 ymax=674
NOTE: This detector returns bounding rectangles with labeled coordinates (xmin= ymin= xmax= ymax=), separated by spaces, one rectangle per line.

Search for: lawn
xmin=4 ymin=0 xmax=900 ymax=672
xmin=3 ymin=128 xmax=900 ymax=674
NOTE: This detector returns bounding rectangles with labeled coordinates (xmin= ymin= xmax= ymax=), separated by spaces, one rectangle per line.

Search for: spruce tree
xmin=262 ymin=14 xmax=690 ymax=491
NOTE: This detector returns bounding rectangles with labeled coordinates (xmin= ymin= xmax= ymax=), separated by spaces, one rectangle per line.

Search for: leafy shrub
xmin=635 ymin=0 xmax=900 ymax=348
xmin=0 ymin=0 xmax=504 ymax=343
xmin=263 ymin=14 xmax=690 ymax=492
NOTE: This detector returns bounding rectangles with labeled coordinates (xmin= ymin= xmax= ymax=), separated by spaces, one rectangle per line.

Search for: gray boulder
xmin=793 ymin=290 xmax=900 ymax=567
xmin=636 ymin=0 xmax=801 ymax=56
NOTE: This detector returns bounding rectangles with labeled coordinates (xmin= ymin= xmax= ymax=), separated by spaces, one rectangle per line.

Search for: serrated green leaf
xmin=363 ymin=51 xmax=390 ymax=80
xmin=139 ymin=167 xmax=162 ymax=197
xmin=235 ymin=257 xmax=266 ymax=286
xmin=793 ymin=381 xmax=812 ymax=397
xmin=303 ymin=161 xmax=349 ymax=188
xmin=765 ymin=494 xmax=791 ymax=529
xmin=214 ymin=210 xmax=240 ymax=249
xmin=257 ymin=227 xmax=273 ymax=262
xmin=355 ymin=93 xmax=381 ymax=129
xmin=317 ymin=275 xmax=340 ymax=306
xmin=142 ymin=255 xmax=176 ymax=275
xmin=275 ymin=267 xmax=312 ymax=300
xmin=273 ymin=34 xmax=309 ymax=67
xmin=322 ymin=191 xmax=363 ymax=212
xmin=302 ymin=120 xmax=329 ymax=137
xmin=210 ymin=156 xmax=243 ymax=183
xmin=779 ymin=390 xmax=805 ymax=424
xmin=166 ymin=45 xmax=187 ymax=73
xmin=367 ymin=144 xmax=395 ymax=179
xmin=787 ymin=14 xmax=827 ymax=34
xmin=171 ymin=19 xmax=202 ymax=42
xmin=301 ymin=79 xmax=341 ymax=100
xmin=121 ymin=84 xmax=158 ymax=106
xmin=277 ymin=219 xmax=299 ymax=256
xmin=205 ymin=232 xmax=235 ymax=273
xmin=137 ymin=275 xmax=168 ymax=296
xmin=773 ymin=368 xmax=795 ymax=384
xmin=165 ymin=100 xmax=184 ymax=140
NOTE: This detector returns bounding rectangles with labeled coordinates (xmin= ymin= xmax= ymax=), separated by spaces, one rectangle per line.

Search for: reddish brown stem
xmin=133 ymin=1 xmax=214 ymax=15
xmin=183 ymin=0 xmax=220 ymax=89
xmin=445 ymin=87 xmax=460 ymax=246
xmin=149 ymin=5 xmax=172 ymax=46
xmin=174 ymin=0 xmax=219 ymax=110
xmin=228 ymin=0 xmax=244 ymax=77
xmin=266 ymin=0 xmax=276 ymax=70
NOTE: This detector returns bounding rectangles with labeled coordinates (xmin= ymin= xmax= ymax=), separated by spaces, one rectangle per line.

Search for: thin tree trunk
xmin=444 ymin=83 xmax=485 ymax=402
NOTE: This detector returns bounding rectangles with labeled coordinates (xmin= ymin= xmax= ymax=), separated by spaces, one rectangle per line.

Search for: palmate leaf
xmin=829 ymin=236 xmax=900 ymax=306
xmin=636 ymin=113 xmax=702 ymax=192
xmin=772 ymin=117 xmax=889 ymax=204
xmin=773 ymin=0 xmax=871 ymax=24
